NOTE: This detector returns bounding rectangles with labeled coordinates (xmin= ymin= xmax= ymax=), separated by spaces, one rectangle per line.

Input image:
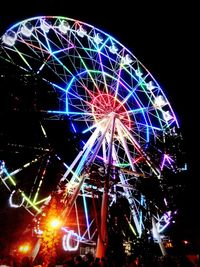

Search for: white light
xmin=163 ymin=110 xmax=173 ymax=121
xmin=58 ymin=20 xmax=70 ymax=34
xmin=9 ymin=190 xmax=24 ymax=208
xmin=121 ymin=54 xmax=133 ymax=65
xmin=2 ymin=31 xmax=17 ymax=46
xmin=146 ymin=81 xmax=156 ymax=90
xmin=77 ymin=26 xmax=87 ymax=37
xmin=109 ymin=44 xmax=118 ymax=54
xmin=62 ymin=230 xmax=79 ymax=251
xmin=34 ymin=228 xmax=43 ymax=235
xmin=93 ymin=33 xmax=103 ymax=44
xmin=154 ymin=95 xmax=167 ymax=107
xmin=0 ymin=160 xmax=5 ymax=174
xmin=181 ymin=163 xmax=187 ymax=171
xmin=135 ymin=68 xmax=143 ymax=77
xmin=21 ymin=22 xmax=33 ymax=37
xmin=40 ymin=20 xmax=51 ymax=33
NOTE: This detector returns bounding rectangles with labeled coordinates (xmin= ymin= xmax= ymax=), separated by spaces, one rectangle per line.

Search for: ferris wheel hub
xmin=91 ymin=93 xmax=131 ymax=128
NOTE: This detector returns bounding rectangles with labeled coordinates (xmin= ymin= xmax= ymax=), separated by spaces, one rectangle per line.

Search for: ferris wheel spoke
xmin=118 ymin=119 xmax=161 ymax=178
xmin=96 ymin=50 xmax=109 ymax=96
xmin=113 ymin=63 xmax=124 ymax=103
xmin=111 ymin=146 xmax=141 ymax=236
xmin=76 ymin=52 xmax=102 ymax=93
xmin=61 ymin=117 xmax=113 ymax=219
xmin=115 ymin=119 xmax=137 ymax=172
xmin=60 ymin=127 xmax=101 ymax=183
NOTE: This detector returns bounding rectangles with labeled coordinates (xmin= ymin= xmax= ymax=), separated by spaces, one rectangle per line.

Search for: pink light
xmin=91 ymin=93 xmax=132 ymax=129
xmin=160 ymin=154 xmax=174 ymax=170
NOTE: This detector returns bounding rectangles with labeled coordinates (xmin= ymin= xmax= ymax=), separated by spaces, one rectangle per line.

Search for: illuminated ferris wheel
xmin=0 ymin=16 xmax=182 ymax=257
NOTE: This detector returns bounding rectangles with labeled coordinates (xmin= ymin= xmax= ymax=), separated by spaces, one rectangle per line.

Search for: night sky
xmin=0 ymin=1 xmax=198 ymax=251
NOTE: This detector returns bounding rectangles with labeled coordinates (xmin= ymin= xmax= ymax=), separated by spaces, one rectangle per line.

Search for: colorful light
xmin=0 ymin=16 xmax=182 ymax=258
xmin=19 ymin=243 xmax=31 ymax=254
xmin=62 ymin=230 xmax=79 ymax=251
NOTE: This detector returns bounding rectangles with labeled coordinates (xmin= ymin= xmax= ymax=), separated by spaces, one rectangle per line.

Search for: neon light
xmin=33 ymin=158 xmax=50 ymax=204
xmin=135 ymin=68 xmax=143 ymax=77
xmin=62 ymin=230 xmax=79 ymax=251
xmin=121 ymin=54 xmax=133 ymax=65
xmin=15 ymin=47 xmax=33 ymax=71
xmin=139 ymin=195 xmax=144 ymax=235
xmin=98 ymin=36 xmax=110 ymax=51
xmin=58 ymin=20 xmax=70 ymax=34
xmin=2 ymin=168 xmax=16 ymax=186
xmin=163 ymin=110 xmax=173 ymax=122
xmin=124 ymin=214 xmax=137 ymax=236
xmin=160 ymin=154 xmax=174 ymax=170
xmin=20 ymin=23 xmax=33 ymax=37
xmin=71 ymin=122 xmax=77 ymax=133
xmin=1 ymin=16 xmax=181 ymax=251
xmin=47 ymin=110 xmax=93 ymax=115
xmin=2 ymin=31 xmax=17 ymax=46
xmin=146 ymin=81 xmax=156 ymax=91
xmin=34 ymin=195 xmax=51 ymax=205
xmin=77 ymin=25 xmax=87 ymax=37
xmin=9 ymin=190 xmax=24 ymax=208
xmin=97 ymin=49 xmax=109 ymax=95
xmin=109 ymin=44 xmax=118 ymax=54
xmin=0 ymin=161 xmax=5 ymax=174
xmin=21 ymin=192 xmax=41 ymax=213
xmin=93 ymin=33 xmax=103 ymax=44
xmin=82 ymin=191 xmax=90 ymax=239
xmin=40 ymin=19 xmax=51 ymax=33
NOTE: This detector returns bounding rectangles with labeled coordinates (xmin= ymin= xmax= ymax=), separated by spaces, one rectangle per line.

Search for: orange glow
xmin=19 ymin=243 xmax=31 ymax=253
xmin=48 ymin=218 xmax=62 ymax=229
xmin=165 ymin=241 xmax=173 ymax=248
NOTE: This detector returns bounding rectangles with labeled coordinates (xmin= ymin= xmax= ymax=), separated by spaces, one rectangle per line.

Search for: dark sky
xmin=0 ymin=1 xmax=198 ymax=248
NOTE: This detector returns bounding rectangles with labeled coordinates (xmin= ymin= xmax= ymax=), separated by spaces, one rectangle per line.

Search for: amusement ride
xmin=0 ymin=16 xmax=185 ymax=259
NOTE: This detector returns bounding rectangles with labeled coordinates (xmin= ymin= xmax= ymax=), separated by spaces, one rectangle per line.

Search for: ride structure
xmin=0 ymin=16 xmax=185 ymax=258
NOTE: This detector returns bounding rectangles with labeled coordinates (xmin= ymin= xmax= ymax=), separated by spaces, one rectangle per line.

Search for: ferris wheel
xmin=0 ymin=16 xmax=182 ymax=257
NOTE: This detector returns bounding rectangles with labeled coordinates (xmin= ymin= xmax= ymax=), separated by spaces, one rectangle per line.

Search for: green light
xmin=21 ymin=192 xmax=41 ymax=213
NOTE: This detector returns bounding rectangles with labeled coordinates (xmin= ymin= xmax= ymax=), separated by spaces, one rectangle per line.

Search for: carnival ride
xmin=0 ymin=16 xmax=184 ymax=258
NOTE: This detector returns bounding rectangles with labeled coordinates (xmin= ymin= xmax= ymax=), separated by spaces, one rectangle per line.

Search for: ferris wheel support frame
xmin=96 ymin=114 xmax=116 ymax=258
